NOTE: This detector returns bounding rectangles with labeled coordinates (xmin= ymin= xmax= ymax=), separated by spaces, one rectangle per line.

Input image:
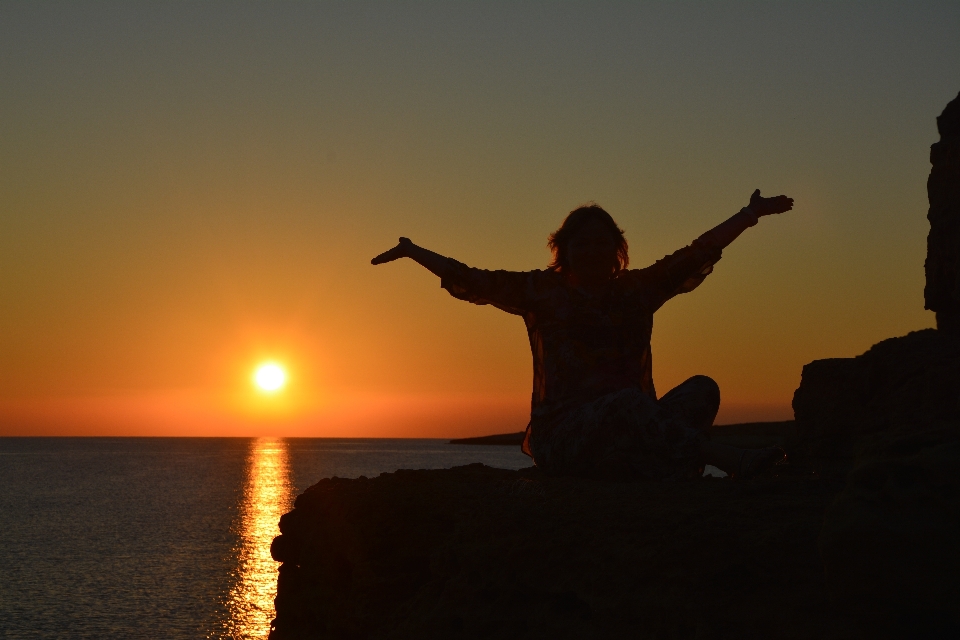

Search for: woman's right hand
xmin=748 ymin=189 xmax=794 ymax=217
xmin=371 ymin=237 xmax=414 ymax=265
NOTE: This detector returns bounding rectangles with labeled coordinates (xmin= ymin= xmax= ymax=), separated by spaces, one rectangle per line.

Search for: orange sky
xmin=1 ymin=3 xmax=958 ymax=436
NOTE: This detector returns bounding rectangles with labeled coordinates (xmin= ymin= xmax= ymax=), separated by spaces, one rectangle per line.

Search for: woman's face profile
xmin=566 ymin=218 xmax=618 ymax=282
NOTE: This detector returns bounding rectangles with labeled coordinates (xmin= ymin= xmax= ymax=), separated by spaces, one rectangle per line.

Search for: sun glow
xmin=253 ymin=363 xmax=287 ymax=393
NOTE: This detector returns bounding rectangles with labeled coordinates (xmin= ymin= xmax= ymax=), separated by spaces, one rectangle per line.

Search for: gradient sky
xmin=2 ymin=2 xmax=959 ymax=436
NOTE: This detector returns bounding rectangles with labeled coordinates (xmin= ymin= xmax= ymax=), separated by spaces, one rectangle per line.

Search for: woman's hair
xmin=547 ymin=203 xmax=629 ymax=274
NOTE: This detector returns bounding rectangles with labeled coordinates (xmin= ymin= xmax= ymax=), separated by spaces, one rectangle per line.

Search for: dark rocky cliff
xmin=792 ymin=329 xmax=960 ymax=637
xmin=271 ymin=460 xmax=850 ymax=639
xmin=925 ymin=91 xmax=960 ymax=333
xmin=788 ymin=92 xmax=960 ymax=638
xmin=792 ymin=329 xmax=960 ymax=461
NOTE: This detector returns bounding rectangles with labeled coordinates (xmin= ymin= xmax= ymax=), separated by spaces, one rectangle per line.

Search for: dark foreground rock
xmin=801 ymin=92 xmax=960 ymax=636
xmin=819 ymin=422 xmax=960 ymax=638
xmin=271 ymin=462 xmax=856 ymax=639
xmin=791 ymin=329 xmax=960 ymax=637
xmin=792 ymin=329 xmax=960 ymax=468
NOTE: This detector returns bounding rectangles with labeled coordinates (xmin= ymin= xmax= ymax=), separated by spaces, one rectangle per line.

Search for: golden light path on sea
xmin=225 ymin=437 xmax=293 ymax=639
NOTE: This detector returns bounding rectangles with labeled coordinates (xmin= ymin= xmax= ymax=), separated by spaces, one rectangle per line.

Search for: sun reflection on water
xmin=223 ymin=437 xmax=292 ymax=639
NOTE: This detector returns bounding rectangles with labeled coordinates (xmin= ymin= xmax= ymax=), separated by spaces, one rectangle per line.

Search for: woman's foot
xmin=735 ymin=446 xmax=785 ymax=479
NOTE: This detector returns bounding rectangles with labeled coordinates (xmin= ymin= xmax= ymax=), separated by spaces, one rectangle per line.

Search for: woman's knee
xmin=665 ymin=375 xmax=719 ymax=408
xmin=685 ymin=375 xmax=720 ymax=407
xmin=659 ymin=375 xmax=720 ymax=429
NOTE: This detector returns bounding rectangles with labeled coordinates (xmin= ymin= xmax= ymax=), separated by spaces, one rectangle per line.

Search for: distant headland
xmin=448 ymin=432 xmax=525 ymax=446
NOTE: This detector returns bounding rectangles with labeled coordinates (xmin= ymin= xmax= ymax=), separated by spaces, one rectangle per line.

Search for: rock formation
xmin=818 ymin=423 xmax=960 ymax=637
xmin=797 ymin=343 xmax=960 ymax=638
xmin=791 ymin=91 xmax=960 ymax=638
xmin=270 ymin=461 xmax=853 ymax=639
xmin=925 ymin=91 xmax=960 ymax=334
xmin=792 ymin=329 xmax=960 ymax=463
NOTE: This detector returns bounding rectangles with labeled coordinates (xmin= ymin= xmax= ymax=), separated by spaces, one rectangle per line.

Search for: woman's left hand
xmin=748 ymin=189 xmax=794 ymax=216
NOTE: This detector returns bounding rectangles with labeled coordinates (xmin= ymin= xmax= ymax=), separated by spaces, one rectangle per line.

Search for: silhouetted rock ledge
xmin=792 ymin=329 xmax=960 ymax=637
xmin=793 ymin=329 xmax=960 ymax=466
xmin=270 ymin=457 xmax=856 ymax=639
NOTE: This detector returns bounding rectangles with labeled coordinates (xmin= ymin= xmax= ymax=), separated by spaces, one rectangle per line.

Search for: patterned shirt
xmin=441 ymin=239 xmax=722 ymax=456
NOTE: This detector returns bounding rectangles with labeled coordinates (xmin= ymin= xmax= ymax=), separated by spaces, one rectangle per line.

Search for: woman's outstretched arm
xmin=371 ymin=237 xmax=451 ymax=277
xmin=372 ymin=237 xmax=533 ymax=315
xmin=697 ymin=189 xmax=794 ymax=249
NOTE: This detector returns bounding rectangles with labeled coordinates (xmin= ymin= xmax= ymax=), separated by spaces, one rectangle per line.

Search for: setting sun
xmin=253 ymin=363 xmax=287 ymax=393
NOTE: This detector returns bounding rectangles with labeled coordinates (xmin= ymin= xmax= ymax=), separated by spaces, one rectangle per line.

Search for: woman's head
xmin=547 ymin=203 xmax=629 ymax=280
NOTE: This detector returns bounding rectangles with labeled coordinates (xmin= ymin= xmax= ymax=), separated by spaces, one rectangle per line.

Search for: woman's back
xmin=440 ymin=236 xmax=722 ymax=418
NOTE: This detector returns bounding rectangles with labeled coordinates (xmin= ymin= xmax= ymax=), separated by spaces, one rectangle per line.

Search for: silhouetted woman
xmin=372 ymin=190 xmax=793 ymax=480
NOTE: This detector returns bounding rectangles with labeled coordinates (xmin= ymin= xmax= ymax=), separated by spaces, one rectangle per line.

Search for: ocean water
xmin=0 ymin=437 xmax=530 ymax=639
